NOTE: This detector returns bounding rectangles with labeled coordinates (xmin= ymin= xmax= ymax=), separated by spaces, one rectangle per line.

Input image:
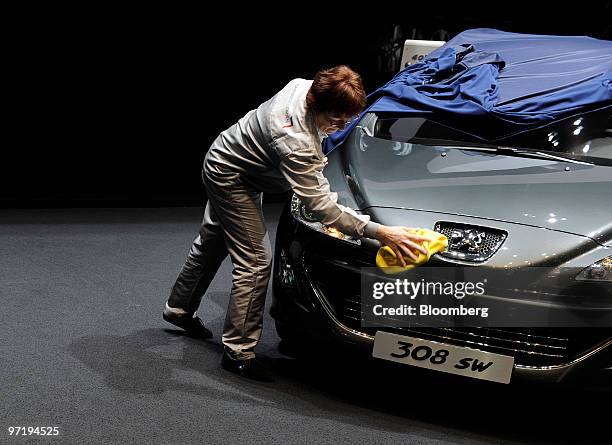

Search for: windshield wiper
xmin=494 ymin=147 xmax=592 ymax=165
xmin=456 ymin=145 xmax=593 ymax=165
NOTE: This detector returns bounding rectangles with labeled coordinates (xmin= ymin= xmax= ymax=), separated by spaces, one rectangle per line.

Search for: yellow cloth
xmin=375 ymin=228 xmax=448 ymax=274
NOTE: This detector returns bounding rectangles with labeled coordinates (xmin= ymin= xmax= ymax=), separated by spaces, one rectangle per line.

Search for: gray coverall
xmin=166 ymin=78 xmax=380 ymax=359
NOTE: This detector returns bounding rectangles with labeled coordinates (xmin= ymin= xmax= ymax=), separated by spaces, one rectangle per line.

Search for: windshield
xmin=372 ymin=106 xmax=612 ymax=166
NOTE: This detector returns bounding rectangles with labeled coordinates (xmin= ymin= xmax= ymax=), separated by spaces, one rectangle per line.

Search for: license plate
xmin=372 ymin=331 xmax=514 ymax=384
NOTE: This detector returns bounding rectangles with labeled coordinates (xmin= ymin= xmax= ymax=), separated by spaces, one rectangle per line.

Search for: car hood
xmin=331 ymin=131 xmax=612 ymax=245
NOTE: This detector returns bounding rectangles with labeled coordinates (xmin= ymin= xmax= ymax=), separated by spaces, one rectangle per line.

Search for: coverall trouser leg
xmin=167 ymin=199 xmax=229 ymax=314
xmin=167 ymin=167 xmax=272 ymax=360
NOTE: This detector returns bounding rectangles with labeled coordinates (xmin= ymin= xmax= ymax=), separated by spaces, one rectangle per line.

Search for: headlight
xmin=576 ymin=256 xmax=612 ymax=282
xmin=290 ymin=194 xmax=361 ymax=245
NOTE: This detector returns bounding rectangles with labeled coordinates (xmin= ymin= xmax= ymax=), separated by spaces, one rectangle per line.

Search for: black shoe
xmin=221 ymin=349 xmax=275 ymax=382
xmin=163 ymin=311 xmax=213 ymax=339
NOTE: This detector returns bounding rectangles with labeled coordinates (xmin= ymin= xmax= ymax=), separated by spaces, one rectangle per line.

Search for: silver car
xmin=271 ymin=104 xmax=612 ymax=386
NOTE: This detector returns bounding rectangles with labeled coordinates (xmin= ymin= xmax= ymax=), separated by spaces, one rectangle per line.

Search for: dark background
xmin=5 ymin=5 xmax=611 ymax=208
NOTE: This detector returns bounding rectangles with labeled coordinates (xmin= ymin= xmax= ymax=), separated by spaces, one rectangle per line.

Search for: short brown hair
xmin=306 ymin=65 xmax=366 ymax=116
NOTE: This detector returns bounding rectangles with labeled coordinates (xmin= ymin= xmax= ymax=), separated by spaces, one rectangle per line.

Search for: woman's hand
xmin=374 ymin=225 xmax=431 ymax=267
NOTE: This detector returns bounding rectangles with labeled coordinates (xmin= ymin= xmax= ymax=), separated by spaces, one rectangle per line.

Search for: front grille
xmin=306 ymin=254 xmax=611 ymax=368
xmin=341 ymin=294 xmax=570 ymax=367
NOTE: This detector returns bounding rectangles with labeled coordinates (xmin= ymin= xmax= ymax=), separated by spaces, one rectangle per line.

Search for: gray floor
xmin=1 ymin=204 xmax=609 ymax=445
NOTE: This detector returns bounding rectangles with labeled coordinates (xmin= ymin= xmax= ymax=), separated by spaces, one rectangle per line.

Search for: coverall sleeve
xmin=276 ymin=144 xmax=380 ymax=239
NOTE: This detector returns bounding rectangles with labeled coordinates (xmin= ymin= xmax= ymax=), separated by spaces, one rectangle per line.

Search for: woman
xmin=163 ymin=65 xmax=429 ymax=381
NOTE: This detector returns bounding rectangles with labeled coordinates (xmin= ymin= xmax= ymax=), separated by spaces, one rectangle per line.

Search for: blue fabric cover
xmin=324 ymin=28 xmax=612 ymax=154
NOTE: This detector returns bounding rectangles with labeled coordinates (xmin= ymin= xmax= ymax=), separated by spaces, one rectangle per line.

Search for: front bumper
xmin=271 ymin=201 xmax=612 ymax=385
